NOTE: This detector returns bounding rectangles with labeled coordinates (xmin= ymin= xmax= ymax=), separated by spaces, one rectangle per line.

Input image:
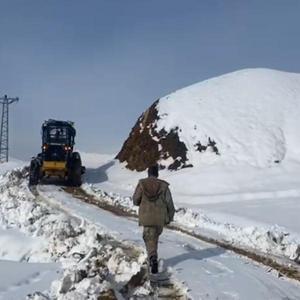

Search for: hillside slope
xmin=117 ymin=68 xmax=300 ymax=170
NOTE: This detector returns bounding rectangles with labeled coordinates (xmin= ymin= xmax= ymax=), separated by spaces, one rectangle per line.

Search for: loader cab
xmin=41 ymin=120 xmax=76 ymax=162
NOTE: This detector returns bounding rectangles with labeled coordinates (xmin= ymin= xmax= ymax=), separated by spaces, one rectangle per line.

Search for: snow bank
xmin=0 ymin=159 xmax=27 ymax=175
xmin=157 ymin=68 xmax=300 ymax=167
xmin=0 ymin=168 xmax=149 ymax=299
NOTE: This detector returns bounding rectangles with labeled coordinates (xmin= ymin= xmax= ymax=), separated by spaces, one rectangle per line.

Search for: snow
xmin=0 ymin=159 xmax=27 ymax=175
xmin=38 ymin=184 xmax=300 ymax=299
xmin=78 ymin=151 xmax=113 ymax=169
xmin=0 ymin=260 xmax=59 ymax=300
xmin=201 ymin=196 xmax=300 ymax=233
xmin=0 ymin=163 xmax=62 ymax=300
xmin=157 ymin=68 xmax=300 ymax=168
xmin=81 ymin=69 xmax=300 ymax=264
xmin=0 ymin=164 xmax=148 ymax=299
xmin=0 ymin=159 xmax=300 ymax=298
xmin=83 ymin=158 xmax=300 ymax=263
xmin=0 ymin=228 xmax=46 ymax=261
xmin=0 ymin=227 xmax=59 ymax=300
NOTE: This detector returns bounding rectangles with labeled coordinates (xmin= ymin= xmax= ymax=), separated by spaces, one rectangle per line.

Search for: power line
xmin=0 ymin=95 xmax=19 ymax=162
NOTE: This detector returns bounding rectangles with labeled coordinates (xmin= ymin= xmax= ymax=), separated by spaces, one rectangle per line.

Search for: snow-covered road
xmin=39 ymin=185 xmax=300 ymax=300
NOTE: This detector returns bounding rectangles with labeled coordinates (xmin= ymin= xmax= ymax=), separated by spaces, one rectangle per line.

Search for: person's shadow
xmin=84 ymin=160 xmax=115 ymax=184
xmin=164 ymin=245 xmax=226 ymax=267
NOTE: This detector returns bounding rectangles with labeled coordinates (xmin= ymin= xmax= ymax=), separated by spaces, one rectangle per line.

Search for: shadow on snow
xmin=84 ymin=160 xmax=115 ymax=184
xmin=164 ymin=246 xmax=226 ymax=267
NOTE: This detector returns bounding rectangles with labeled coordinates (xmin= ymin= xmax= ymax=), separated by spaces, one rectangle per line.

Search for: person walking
xmin=133 ymin=165 xmax=175 ymax=274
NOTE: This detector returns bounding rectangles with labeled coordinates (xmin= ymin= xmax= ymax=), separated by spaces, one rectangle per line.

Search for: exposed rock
xmin=116 ymin=101 xmax=160 ymax=171
xmin=59 ymin=274 xmax=72 ymax=294
xmin=116 ymin=101 xmax=191 ymax=171
xmin=98 ymin=289 xmax=117 ymax=300
xmin=194 ymin=137 xmax=219 ymax=155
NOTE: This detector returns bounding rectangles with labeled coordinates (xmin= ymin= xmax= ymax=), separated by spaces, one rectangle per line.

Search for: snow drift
xmin=0 ymin=168 xmax=150 ymax=299
xmin=117 ymin=68 xmax=300 ymax=170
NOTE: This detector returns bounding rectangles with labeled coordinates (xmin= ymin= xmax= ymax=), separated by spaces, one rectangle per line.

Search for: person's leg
xmin=143 ymin=226 xmax=157 ymax=258
xmin=143 ymin=226 xmax=163 ymax=273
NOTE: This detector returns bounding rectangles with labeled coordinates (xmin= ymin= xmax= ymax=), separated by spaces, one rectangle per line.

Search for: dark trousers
xmin=143 ymin=226 xmax=163 ymax=258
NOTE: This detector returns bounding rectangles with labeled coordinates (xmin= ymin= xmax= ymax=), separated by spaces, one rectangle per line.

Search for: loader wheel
xmin=68 ymin=160 xmax=82 ymax=187
xmin=29 ymin=159 xmax=40 ymax=186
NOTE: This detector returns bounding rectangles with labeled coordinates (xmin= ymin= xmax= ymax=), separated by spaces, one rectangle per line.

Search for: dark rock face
xmin=116 ymin=100 xmax=220 ymax=171
xmin=116 ymin=100 xmax=190 ymax=171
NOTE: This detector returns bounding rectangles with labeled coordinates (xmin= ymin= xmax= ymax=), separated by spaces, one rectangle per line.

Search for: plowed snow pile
xmin=157 ymin=68 xmax=300 ymax=167
xmin=0 ymin=168 xmax=153 ymax=299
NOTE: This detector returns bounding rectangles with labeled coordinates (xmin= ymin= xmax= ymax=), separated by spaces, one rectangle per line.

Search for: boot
xmin=150 ymin=255 xmax=158 ymax=274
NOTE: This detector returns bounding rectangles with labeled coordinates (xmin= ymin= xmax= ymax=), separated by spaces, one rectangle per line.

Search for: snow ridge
xmin=156 ymin=68 xmax=300 ymax=167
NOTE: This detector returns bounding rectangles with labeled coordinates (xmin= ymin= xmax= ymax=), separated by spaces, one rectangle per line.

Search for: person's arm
xmin=165 ymin=187 xmax=175 ymax=223
xmin=132 ymin=182 xmax=142 ymax=206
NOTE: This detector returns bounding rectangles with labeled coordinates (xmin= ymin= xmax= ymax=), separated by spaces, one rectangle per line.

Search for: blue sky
xmin=1 ymin=0 xmax=300 ymax=159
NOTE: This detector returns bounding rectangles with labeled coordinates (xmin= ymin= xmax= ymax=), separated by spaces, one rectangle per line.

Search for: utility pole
xmin=0 ymin=95 xmax=19 ymax=162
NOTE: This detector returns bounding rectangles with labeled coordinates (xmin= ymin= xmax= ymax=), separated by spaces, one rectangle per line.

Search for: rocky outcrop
xmin=116 ymin=100 xmax=191 ymax=171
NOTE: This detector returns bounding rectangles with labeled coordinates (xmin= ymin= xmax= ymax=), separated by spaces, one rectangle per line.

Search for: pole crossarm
xmin=0 ymin=95 xmax=19 ymax=104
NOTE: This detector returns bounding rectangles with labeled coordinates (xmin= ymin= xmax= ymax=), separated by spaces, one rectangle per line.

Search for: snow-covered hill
xmin=90 ymin=69 xmax=300 ymax=266
xmin=78 ymin=151 xmax=113 ymax=168
xmin=118 ymin=68 xmax=300 ymax=170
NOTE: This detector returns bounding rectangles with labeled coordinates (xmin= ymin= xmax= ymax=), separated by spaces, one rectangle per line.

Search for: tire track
xmin=35 ymin=185 xmax=188 ymax=299
xmin=63 ymin=186 xmax=300 ymax=283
